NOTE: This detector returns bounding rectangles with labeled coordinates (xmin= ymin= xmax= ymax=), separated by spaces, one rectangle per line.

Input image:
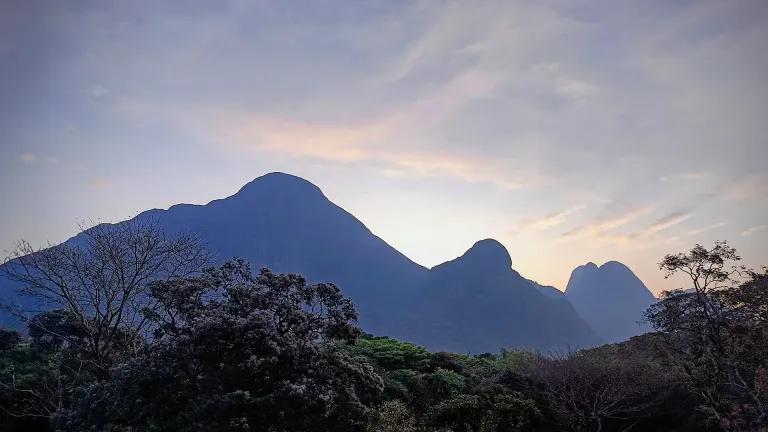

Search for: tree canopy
xmin=0 ymin=240 xmax=765 ymax=432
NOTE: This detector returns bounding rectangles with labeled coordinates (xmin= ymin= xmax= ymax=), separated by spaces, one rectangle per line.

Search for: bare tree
xmin=530 ymin=350 xmax=663 ymax=432
xmin=2 ymin=218 xmax=209 ymax=377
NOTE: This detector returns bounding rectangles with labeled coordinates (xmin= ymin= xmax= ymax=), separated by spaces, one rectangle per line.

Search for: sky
xmin=1 ymin=0 xmax=767 ymax=295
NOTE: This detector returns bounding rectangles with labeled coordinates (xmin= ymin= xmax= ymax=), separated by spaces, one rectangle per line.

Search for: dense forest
xmin=0 ymin=222 xmax=766 ymax=431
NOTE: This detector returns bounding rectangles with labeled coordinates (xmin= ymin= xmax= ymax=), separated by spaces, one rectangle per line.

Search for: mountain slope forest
xmin=0 ymin=214 xmax=765 ymax=431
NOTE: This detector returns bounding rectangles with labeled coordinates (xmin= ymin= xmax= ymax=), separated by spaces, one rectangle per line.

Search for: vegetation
xmin=0 ymin=234 xmax=766 ymax=431
xmin=646 ymin=241 xmax=768 ymax=429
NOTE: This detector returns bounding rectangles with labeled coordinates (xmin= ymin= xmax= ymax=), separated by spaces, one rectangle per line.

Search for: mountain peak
xmin=565 ymin=260 xmax=656 ymax=343
xmin=235 ymin=172 xmax=324 ymax=198
xmin=600 ymin=260 xmax=630 ymax=271
xmin=462 ymin=239 xmax=512 ymax=269
xmin=582 ymin=262 xmax=598 ymax=271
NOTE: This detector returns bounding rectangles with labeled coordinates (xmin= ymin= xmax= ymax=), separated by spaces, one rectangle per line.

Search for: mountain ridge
xmin=410 ymin=238 xmax=603 ymax=352
xmin=0 ymin=172 xmax=618 ymax=351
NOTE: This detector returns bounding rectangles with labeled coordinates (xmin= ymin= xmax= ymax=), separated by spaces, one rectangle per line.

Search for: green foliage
xmin=349 ymin=335 xmax=432 ymax=371
xmin=423 ymin=367 xmax=467 ymax=397
xmin=648 ymin=243 xmax=768 ymax=429
xmin=1 ymin=242 xmax=765 ymax=432
xmin=382 ymin=368 xmax=419 ymax=401
xmin=479 ymin=392 xmax=540 ymax=432
xmin=0 ymin=339 xmax=57 ymax=431
xmin=426 ymin=391 xmax=540 ymax=432
xmin=493 ymin=349 xmax=536 ymax=373
xmin=366 ymin=400 xmax=417 ymax=432
xmin=427 ymin=393 xmax=483 ymax=431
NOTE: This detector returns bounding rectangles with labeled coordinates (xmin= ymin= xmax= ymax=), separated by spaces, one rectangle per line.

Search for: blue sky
xmin=1 ymin=0 xmax=767 ymax=293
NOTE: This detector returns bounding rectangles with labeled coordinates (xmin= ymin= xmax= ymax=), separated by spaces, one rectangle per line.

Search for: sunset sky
xmin=2 ymin=0 xmax=767 ymax=294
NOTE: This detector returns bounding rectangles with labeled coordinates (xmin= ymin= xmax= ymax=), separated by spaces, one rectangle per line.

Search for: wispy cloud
xmin=555 ymin=77 xmax=599 ymax=100
xmin=640 ymin=211 xmax=692 ymax=236
xmin=724 ymin=174 xmax=768 ymax=201
xmin=741 ymin=225 xmax=768 ymax=237
xmin=18 ymin=153 xmax=60 ymax=166
xmin=515 ymin=204 xmax=587 ymax=233
xmin=90 ymin=179 xmax=114 ymax=190
xmin=117 ymin=67 xmax=542 ymax=190
xmin=558 ymin=206 xmax=654 ymax=242
xmin=687 ymin=222 xmax=727 ymax=236
xmin=556 ymin=208 xmax=692 ymax=249
xmin=223 ymin=114 xmax=535 ymax=189
xmin=1 ymin=0 xmax=766 ymax=295
xmin=660 ymin=172 xmax=710 ymax=183
xmin=20 ymin=153 xmax=36 ymax=163
xmin=87 ymin=84 xmax=109 ymax=99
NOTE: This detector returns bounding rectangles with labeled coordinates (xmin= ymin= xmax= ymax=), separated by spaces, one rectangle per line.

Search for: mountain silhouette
xmin=120 ymin=172 xmax=428 ymax=337
xmin=565 ymin=261 xmax=656 ymax=343
xmin=405 ymin=239 xmax=602 ymax=352
xmin=532 ymin=282 xmax=568 ymax=301
xmin=1 ymin=172 xmax=602 ymax=351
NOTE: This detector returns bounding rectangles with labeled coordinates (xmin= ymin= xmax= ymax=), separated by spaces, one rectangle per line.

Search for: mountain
xmin=1 ymin=173 xmax=426 ymax=335
xmin=131 ymin=173 xmax=428 ymax=337
xmin=565 ymin=261 xmax=656 ymax=343
xmin=404 ymin=239 xmax=602 ymax=353
xmin=532 ymin=282 xmax=568 ymax=301
xmin=0 ymin=172 xmax=601 ymax=351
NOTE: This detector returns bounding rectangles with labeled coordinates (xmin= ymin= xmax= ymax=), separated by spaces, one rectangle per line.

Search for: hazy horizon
xmin=2 ymin=1 xmax=767 ymax=294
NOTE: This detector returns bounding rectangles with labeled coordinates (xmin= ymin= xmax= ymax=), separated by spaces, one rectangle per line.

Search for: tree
xmin=530 ymin=350 xmax=664 ymax=432
xmin=478 ymin=390 xmax=540 ymax=432
xmin=0 ymin=311 xmax=128 ymax=432
xmin=2 ymin=218 xmax=209 ymax=378
xmin=426 ymin=390 xmax=539 ymax=432
xmin=365 ymin=400 xmax=417 ymax=432
xmin=0 ymin=329 xmax=58 ymax=432
xmin=646 ymin=241 xmax=768 ymax=430
xmin=427 ymin=393 xmax=484 ymax=432
xmin=348 ymin=335 xmax=432 ymax=371
xmin=0 ymin=330 xmax=20 ymax=351
xmin=54 ymin=260 xmax=384 ymax=432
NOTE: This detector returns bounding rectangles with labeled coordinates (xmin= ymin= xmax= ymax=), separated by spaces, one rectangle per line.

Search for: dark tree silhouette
xmin=2 ymin=218 xmax=209 ymax=378
xmin=646 ymin=241 xmax=768 ymax=430
xmin=530 ymin=350 xmax=664 ymax=432
xmin=55 ymin=260 xmax=383 ymax=432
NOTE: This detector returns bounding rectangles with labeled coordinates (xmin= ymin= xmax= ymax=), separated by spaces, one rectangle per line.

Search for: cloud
xmin=90 ymin=179 xmax=114 ymax=190
xmin=380 ymin=3 xmax=597 ymax=105
xmin=19 ymin=153 xmax=36 ymax=163
xmin=724 ymin=174 xmax=768 ymax=201
xmin=640 ymin=211 xmax=692 ymax=236
xmin=680 ymin=172 xmax=709 ymax=180
xmin=222 ymin=113 xmax=534 ymax=190
xmin=380 ymin=2 xmax=477 ymax=83
xmin=117 ymin=66 xmax=541 ymax=190
xmin=558 ymin=206 xmax=654 ymax=242
xmin=687 ymin=222 xmax=727 ymax=236
xmin=556 ymin=208 xmax=692 ymax=249
xmin=660 ymin=172 xmax=710 ymax=183
xmin=87 ymin=84 xmax=109 ymax=98
xmin=741 ymin=225 xmax=768 ymax=237
xmin=555 ymin=77 xmax=599 ymax=100
xmin=0 ymin=0 xmax=766 ymax=296
xmin=516 ymin=204 xmax=587 ymax=233
xmin=19 ymin=153 xmax=62 ymax=166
